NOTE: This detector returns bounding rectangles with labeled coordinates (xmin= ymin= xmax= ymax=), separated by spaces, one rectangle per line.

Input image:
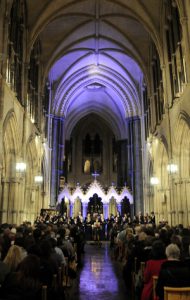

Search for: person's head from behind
xmin=3 ymin=244 xmax=23 ymax=271
xmin=17 ymin=254 xmax=41 ymax=291
xmin=165 ymin=243 xmax=180 ymax=260
xmin=151 ymin=240 xmax=166 ymax=260
xmin=18 ymin=254 xmax=40 ymax=278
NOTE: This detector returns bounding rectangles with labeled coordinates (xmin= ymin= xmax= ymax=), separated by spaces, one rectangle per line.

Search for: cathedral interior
xmin=0 ymin=0 xmax=190 ymax=226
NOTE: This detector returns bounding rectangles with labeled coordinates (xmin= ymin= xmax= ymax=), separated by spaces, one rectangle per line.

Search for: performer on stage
xmin=92 ymin=217 xmax=101 ymax=246
xmin=77 ymin=211 xmax=83 ymax=224
xmin=100 ymin=213 xmax=106 ymax=240
xmin=84 ymin=213 xmax=93 ymax=241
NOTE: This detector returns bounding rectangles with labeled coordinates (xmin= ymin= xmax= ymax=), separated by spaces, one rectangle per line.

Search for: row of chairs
xmin=153 ymin=276 xmax=190 ymax=300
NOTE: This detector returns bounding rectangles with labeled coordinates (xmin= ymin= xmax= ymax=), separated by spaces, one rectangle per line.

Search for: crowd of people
xmin=0 ymin=209 xmax=190 ymax=299
xmin=111 ymin=221 xmax=190 ymax=300
xmin=0 ymin=219 xmax=84 ymax=299
xmin=35 ymin=210 xmax=156 ymax=243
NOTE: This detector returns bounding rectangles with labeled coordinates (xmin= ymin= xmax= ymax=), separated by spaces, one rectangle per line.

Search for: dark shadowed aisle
xmin=66 ymin=242 xmax=131 ymax=300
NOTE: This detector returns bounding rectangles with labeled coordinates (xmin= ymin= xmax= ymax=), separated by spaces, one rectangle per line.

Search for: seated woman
xmin=3 ymin=244 xmax=23 ymax=272
xmin=156 ymin=243 xmax=190 ymax=300
xmin=141 ymin=240 xmax=166 ymax=300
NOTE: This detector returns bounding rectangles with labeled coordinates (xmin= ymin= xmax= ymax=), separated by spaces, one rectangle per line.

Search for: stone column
xmin=50 ymin=116 xmax=65 ymax=206
xmin=82 ymin=202 xmax=88 ymax=219
xmin=126 ymin=117 xmax=143 ymax=215
xmin=17 ymin=177 xmax=25 ymax=225
xmin=70 ymin=203 xmax=73 ymax=218
xmin=0 ymin=177 xmax=9 ymax=223
xmin=117 ymin=203 xmax=121 ymax=215
xmin=167 ymin=211 xmax=172 ymax=226
xmin=8 ymin=177 xmax=20 ymax=224
xmin=103 ymin=203 xmax=108 ymax=219
xmin=117 ymin=139 xmax=128 ymax=187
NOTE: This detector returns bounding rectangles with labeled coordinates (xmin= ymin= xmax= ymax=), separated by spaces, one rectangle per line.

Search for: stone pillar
xmin=50 ymin=116 xmax=65 ymax=206
xmin=82 ymin=202 xmax=88 ymax=219
xmin=103 ymin=203 xmax=108 ymax=219
xmin=0 ymin=177 xmax=9 ymax=223
xmin=8 ymin=177 xmax=20 ymax=224
xmin=117 ymin=139 xmax=128 ymax=187
xmin=70 ymin=203 xmax=73 ymax=218
xmin=126 ymin=117 xmax=143 ymax=215
xmin=117 ymin=203 xmax=121 ymax=215
xmin=18 ymin=179 xmax=25 ymax=225
xmin=166 ymin=211 xmax=172 ymax=226
xmin=178 ymin=211 xmax=184 ymax=225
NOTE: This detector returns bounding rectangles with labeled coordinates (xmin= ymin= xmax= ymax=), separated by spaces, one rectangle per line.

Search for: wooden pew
xmin=41 ymin=285 xmax=47 ymax=300
xmin=131 ymin=259 xmax=145 ymax=299
xmin=164 ymin=286 xmax=190 ymax=300
xmin=152 ymin=275 xmax=158 ymax=300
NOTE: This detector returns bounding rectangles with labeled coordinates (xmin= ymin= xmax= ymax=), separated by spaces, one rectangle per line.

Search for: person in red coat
xmin=141 ymin=240 xmax=166 ymax=300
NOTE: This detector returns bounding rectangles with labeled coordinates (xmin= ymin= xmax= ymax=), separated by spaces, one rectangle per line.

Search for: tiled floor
xmin=66 ymin=242 xmax=131 ymax=300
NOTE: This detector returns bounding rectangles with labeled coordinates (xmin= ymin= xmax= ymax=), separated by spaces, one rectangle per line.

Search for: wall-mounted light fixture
xmin=16 ymin=162 xmax=26 ymax=172
xmin=167 ymin=163 xmax=178 ymax=174
xmin=34 ymin=175 xmax=43 ymax=183
xmin=150 ymin=177 xmax=159 ymax=185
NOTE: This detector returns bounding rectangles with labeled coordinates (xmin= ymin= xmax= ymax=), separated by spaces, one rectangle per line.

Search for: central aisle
xmin=67 ymin=242 xmax=131 ymax=300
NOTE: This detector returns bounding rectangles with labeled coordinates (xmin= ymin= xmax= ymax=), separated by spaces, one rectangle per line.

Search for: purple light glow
xmin=58 ymin=180 xmax=133 ymax=205
xmin=51 ymin=52 xmax=142 ymax=124
xmin=79 ymin=247 xmax=119 ymax=297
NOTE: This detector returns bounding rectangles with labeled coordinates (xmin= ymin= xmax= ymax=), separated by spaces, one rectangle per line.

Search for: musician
xmin=92 ymin=217 xmax=101 ymax=245
xmin=77 ymin=211 xmax=83 ymax=224
xmin=122 ymin=213 xmax=126 ymax=223
xmin=149 ymin=211 xmax=156 ymax=225
xmin=138 ymin=211 xmax=144 ymax=224
xmin=85 ymin=213 xmax=93 ymax=240
xmin=100 ymin=213 xmax=106 ymax=240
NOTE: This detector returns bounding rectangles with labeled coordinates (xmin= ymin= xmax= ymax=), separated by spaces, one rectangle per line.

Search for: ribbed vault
xmin=26 ymin=0 xmax=164 ymax=139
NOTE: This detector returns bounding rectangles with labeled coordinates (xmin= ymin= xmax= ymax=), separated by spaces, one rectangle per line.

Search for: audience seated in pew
xmin=156 ymin=243 xmax=190 ymax=300
xmin=141 ymin=240 xmax=166 ymax=300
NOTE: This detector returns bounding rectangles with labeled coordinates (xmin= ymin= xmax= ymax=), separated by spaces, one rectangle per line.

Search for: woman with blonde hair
xmin=3 ymin=244 xmax=23 ymax=272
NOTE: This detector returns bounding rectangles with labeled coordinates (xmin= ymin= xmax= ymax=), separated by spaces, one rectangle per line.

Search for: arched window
xmin=94 ymin=134 xmax=101 ymax=154
xmin=84 ymin=160 xmax=91 ymax=174
xmin=84 ymin=134 xmax=91 ymax=155
xmin=82 ymin=133 xmax=103 ymax=174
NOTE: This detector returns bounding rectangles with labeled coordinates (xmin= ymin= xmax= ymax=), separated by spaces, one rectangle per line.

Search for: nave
xmin=66 ymin=242 xmax=130 ymax=300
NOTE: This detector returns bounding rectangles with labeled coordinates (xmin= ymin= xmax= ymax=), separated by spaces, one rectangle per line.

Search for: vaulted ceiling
xmin=27 ymin=0 xmax=163 ymax=139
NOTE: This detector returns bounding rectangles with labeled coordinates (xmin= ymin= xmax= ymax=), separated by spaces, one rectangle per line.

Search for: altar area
xmin=57 ymin=179 xmax=133 ymax=219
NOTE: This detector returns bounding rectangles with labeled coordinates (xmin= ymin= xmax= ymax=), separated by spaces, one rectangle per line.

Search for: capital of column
xmin=169 ymin=210 xmax=176 ymax=214
xmin=1 ymin=177 xmax=10 ymax=183
xmin=180 ymin=16 xmax=188 ymax=26
xmin=1 ymin=176 xmax=22 ymax=183
xmin=52 ymin=115 xmax=65 ymax=122
xmin=0 ymin=209 xmax=7 ymax=213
